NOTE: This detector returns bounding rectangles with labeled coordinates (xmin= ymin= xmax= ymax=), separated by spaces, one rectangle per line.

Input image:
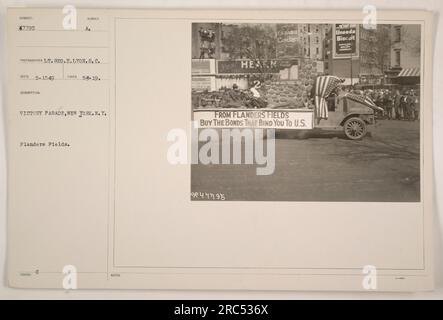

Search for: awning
xmin=397 ymin=67 xmax=420 ymax=77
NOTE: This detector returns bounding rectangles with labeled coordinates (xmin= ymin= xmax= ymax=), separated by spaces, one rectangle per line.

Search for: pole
xmin=350 ymin=50 xmax=353 ymax=86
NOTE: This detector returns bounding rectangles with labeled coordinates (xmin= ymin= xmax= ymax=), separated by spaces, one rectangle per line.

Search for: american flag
xmin=314 ymin=76 xmax=343 ymax=119
xmin=344 ymin=93 xmax=384 ymax=112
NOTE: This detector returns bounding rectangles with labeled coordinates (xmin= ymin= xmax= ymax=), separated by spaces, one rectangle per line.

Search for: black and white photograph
xmin=191 ymin=22 xmax=422 ymax=202
xmin=2 ymin=5 xmax=439 ymax=298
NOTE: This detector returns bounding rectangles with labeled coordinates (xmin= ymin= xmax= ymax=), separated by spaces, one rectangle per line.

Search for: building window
xmin=316 ymin=37 xmax=319 ymax=44
xmin=394 ymin=26 xmax=401 ymax=42
xmin=394 ymin=49 xmax=401 ymax=66
xmin=316 ymin=47 xmax=319 ymax=55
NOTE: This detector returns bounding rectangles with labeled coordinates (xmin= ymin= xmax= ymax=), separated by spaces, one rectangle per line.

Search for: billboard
xmin=217 ymin=59 xmax=298 ymax=74
xmin=191 ymin=59 xmax=216 ymax=74
xmin=217 ymin=60 xmax=279 ymax=74
xmin=332 ymin=24 xmax=359 ymax=59
xmin=193 ymin=109 xmax=314 ymax=130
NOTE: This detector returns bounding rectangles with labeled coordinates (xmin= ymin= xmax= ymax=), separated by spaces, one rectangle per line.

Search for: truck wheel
xmin=344 ymin=117 xmax=366 ymax=140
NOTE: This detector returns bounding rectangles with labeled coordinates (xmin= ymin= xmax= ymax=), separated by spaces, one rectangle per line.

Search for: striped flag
xmin=344 ymin=93 xmax=384 ymax=112
xmin=314 ymin=76 xmax=343 ymax=119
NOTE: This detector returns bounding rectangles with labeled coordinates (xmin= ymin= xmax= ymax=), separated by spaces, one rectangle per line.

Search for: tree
xmin=221 ymin=24 xmax=277 ymax=78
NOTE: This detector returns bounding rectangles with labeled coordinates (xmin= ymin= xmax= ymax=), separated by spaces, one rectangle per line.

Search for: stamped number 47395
xmin=191 ymin=192 xmax=226 ymax=201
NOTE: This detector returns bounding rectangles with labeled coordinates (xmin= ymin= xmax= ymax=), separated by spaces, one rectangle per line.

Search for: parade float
xmin=193 ymin=75 xmax=383 ymax=140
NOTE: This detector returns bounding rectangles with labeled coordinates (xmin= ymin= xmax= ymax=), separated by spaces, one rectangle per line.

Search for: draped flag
xmin=344 ymin=93 xmax=384 ymax=113
xmin=314 ymin=76 xmax=343 ymax=119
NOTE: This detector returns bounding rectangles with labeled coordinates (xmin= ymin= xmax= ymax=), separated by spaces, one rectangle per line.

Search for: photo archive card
xmin=6 ymin=7 xmax=435 ymax=291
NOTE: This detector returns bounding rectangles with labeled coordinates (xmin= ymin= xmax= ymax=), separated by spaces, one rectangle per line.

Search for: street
xmin=191 ymin=120 xmax=420 ymax=202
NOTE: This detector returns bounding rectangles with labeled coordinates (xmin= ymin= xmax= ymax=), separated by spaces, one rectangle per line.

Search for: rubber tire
xmin=343 ymin=117 xmax=367 ymax=140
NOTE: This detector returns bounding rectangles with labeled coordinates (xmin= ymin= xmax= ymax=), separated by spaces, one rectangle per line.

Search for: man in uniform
xmin=223 ymin=83 xmax=244 ymax=108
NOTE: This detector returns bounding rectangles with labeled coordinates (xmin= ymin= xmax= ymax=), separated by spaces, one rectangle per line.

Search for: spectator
xmin=405 ymin=90 xmax=414 ymax=121
xmin=224 ymin=83 xmax=244 ymax=108
xmin=411 ymin=90 xmax=420 ymax=121
xmin=393 ymin=89 xmax=401 ymax=120
xmin=384 ymin=91 xmax=393 ymax=120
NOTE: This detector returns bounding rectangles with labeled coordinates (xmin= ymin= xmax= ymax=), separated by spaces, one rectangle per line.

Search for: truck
xmin=307 ymin=91 xmax=380 ymax=140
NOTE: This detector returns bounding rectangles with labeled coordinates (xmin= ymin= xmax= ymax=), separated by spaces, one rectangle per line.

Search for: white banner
xmin=193 ymin=109 xmax=314 ymax=129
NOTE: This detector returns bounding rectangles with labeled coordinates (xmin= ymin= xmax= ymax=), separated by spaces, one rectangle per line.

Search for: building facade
xmin=191 ymin=23 xmax=421 ymax=92
xmin=276 ymin=23 xmax=329 ymax=62
xmin=326 ymin=24 xmax=394 ymax=86
xmin=390 ymin=24 xmax=421 ymax=69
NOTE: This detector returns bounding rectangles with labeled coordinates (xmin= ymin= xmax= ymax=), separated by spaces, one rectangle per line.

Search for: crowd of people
xmin=348 ymin=87 xmax=420 ymax=121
